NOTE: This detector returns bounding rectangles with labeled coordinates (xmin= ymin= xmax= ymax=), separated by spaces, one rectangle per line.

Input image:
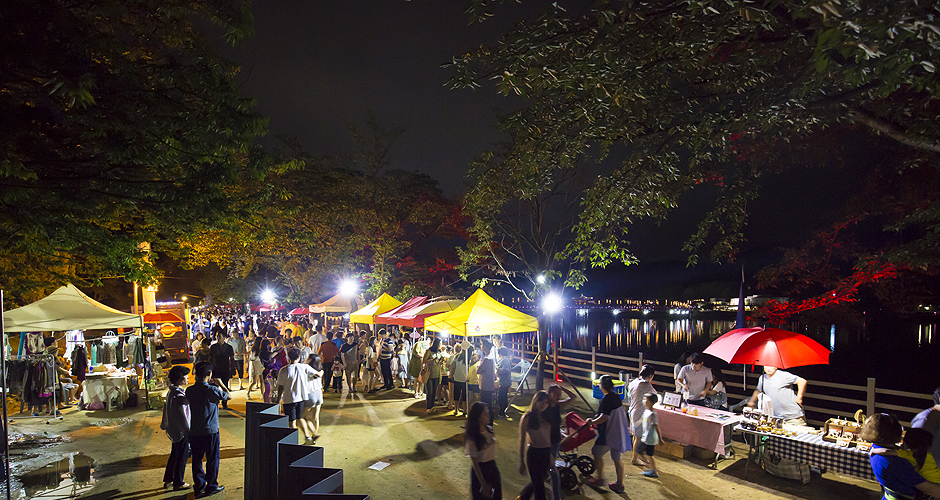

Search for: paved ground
xmin=7 ymin=379 xmax=884 ymax=500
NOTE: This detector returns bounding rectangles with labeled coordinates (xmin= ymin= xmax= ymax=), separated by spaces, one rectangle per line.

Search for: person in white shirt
xmin=276 ymin=347 xmax=321 ymax=441
xmin=308 ymin=326 xmax=328 ymax=357
xmin=628 ymin=364 xmax=656 ymax=467
xmin=676 ymin=353 xmax=713 ymax=405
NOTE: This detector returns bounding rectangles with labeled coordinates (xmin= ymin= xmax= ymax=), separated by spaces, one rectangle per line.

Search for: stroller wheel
xmin=558 ymin=466 xmax=579 ymax=490
xmin=575 ymin=455 xmax=596 ymax=475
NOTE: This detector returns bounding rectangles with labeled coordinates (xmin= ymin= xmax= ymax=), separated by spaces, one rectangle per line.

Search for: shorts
xmin=638 ymin=443 xmax=656 ymax=456
xmin=305 ymin=392 xmax=323 ymax=407
xmin=283 ymin=401 xmax=303 ymax=421
xmin=591 ymin=443 xmax=622 ymax=461
xmin=442 ymin=376 xmax=450 ymax=385
xmin=468 ymin=384 xmax=479 ymax=393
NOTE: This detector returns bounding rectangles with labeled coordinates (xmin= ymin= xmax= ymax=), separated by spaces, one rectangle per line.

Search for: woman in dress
xmin=517 ymin=391 xmax=553 ymax=500
xmin=466 ymin=401 xmax=501 ymax=499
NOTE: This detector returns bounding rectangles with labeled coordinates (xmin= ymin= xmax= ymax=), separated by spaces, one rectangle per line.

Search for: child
xmin=898 ymin=427 xmax=940 ymax=484
xmin=331 ymin=358 xmax=344 ymax=393
xmin=640 ymin=393 xmax=662 ymax=478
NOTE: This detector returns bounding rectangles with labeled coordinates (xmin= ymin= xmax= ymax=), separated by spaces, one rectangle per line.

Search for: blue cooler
xmin=592 ymin=379 xmax=626 ymax=400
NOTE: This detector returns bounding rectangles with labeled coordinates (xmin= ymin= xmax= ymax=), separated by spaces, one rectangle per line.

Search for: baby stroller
xmin=555 ymin=412 xmax=598 ymax=490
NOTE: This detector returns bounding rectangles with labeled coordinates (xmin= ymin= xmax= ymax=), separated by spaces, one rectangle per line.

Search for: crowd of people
xmin=167 ymin=310 xmax=940 ymax=499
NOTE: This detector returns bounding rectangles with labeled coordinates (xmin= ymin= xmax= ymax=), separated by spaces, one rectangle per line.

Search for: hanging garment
xmin=71 ymin=346 xmax=89 ymax=381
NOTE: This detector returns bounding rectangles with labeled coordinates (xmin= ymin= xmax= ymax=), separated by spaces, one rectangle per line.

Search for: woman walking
xmin=303 ymin=354 xmax=325 ymax=441
xmin=422 ymin=337 xmax=443 ymax=414
xmin=340 ymin=333 xmax=360 ymax=394
xmin=246 ymin=339 xmax=265 ymax=400
xmin=517 ymin=391 xmax=553 ymax=500
xmin=466 ymin=401 xmax=501 ymax=499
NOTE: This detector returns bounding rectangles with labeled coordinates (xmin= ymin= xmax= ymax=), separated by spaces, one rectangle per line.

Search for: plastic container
xmin=592 ymin=379 xmax=626 ymax=400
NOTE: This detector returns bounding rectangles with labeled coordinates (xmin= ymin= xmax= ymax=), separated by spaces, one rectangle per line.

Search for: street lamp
xmin=260 ymin=289 xmax=276 ymax=305
xmin=536 ymin=274 xmax=547 ymax=285
xmin=541 ymin=292 xmax=563 ymax=315
xmin=339 ymin=279 xmax=358 ymax=298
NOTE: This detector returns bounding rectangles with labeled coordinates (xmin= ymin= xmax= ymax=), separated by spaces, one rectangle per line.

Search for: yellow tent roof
xmin=423 ymin=289 xmax=539 ymax=336
xmin=349 ymin=293 xmax=403 ymax=324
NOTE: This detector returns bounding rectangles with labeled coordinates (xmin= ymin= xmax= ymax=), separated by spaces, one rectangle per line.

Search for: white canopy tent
xmin=3 ymin=284 xmax=143 ymax=332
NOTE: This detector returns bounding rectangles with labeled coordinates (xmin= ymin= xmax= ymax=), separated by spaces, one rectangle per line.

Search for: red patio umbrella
xmin=703 ymin=327 xmax=830 ymax=368
xmin=289 ymin=307 xmax=310 ymax=315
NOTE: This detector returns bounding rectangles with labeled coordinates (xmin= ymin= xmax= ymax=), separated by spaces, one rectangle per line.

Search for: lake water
xmin=515 ymin=306 xmax=940 ymax=394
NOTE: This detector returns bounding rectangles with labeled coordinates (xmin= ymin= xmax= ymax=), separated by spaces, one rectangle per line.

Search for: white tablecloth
xmin=83 ymin=375 xmax=132 ymax=405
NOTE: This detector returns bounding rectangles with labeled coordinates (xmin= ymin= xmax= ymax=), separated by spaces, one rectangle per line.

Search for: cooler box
xmin=592 ymin=379 xmax=626 ymax=400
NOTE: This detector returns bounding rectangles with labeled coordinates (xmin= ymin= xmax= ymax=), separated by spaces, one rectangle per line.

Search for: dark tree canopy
xmin=0 ymin=0 xmax=268 ymax=302
xmin=452 ymin=0 xmax=940 ymax=307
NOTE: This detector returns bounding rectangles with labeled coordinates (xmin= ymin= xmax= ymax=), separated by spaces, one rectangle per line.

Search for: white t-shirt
xmin=641 ymin=408 xmax=660 ymax=446
xmin=756 ymin=370 xmax=803 ymax=419
xmin=276 ymin=363 xmax=319 ymax=404
xmin=628 ymin=378 xmax=656 ymax=430
xmin=677 ymin=364 xmax=713 ymax=399
xmin=308 ymin=333 xmax=328 ymax=355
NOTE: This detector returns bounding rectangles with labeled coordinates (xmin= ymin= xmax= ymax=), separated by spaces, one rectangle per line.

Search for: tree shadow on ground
xmin=94 ymin=448 xmax=246 ymax=477
xmin=80 ymin=487 xmax=170 ymax=500
xmin=379 ymin=433 xmax=465 ymax=463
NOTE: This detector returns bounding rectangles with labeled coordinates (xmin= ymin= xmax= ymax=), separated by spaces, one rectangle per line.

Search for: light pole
xmin=539 ymin=292 xmax=563 ymax=390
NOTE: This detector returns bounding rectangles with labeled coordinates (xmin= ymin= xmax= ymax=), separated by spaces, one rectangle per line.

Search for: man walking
xmin=379 ymin=329 xmax=395 ymax=390
xmin=186 ymin=361 xmax=229 ymax=498
xmin=227 ymin=331 xmax=247 ymax=391
xmin=477 ymin=340 xmax=496 ymax=423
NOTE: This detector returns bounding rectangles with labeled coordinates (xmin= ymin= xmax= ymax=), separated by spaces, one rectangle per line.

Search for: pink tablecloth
xmin=653 ymin=404 xmax=744 ymax=455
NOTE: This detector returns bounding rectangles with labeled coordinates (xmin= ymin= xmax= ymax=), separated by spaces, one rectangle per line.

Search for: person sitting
xmin=861 ymin=413 xmax=940 ymax=500
xmin=705 ymin=367 xmax=729 ymax=410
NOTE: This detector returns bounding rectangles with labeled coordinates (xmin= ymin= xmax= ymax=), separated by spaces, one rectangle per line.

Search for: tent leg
xmin=1 ymin=290 xmax=11 ymax=500
xmin=507 ymin=351 xmax=542 ymax=409
xmin=550 ymin=358 xmax=595 ymax=414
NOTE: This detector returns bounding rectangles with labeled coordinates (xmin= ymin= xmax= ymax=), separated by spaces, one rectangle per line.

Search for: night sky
xmin=221 ymin=1 xmax=874 ymax=298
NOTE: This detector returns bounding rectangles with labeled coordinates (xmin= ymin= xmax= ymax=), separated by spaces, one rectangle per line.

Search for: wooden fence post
xmin=553 ymin=340 xmax=558 ymax=381
xmin=867 ymin=377 xmax=876 ymax=418
xmin=591 ymin=346 xmax=597 ymax=378
xmin=639 ymin=351 xmax=644 ymax=368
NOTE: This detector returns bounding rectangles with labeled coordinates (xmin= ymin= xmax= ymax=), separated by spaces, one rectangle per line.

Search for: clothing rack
xmin=6 ymin=353 xmax=63 ymax=424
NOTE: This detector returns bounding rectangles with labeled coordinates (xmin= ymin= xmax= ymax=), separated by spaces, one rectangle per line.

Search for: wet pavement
xmin=3 ymin=383 xmax=886 ymax=499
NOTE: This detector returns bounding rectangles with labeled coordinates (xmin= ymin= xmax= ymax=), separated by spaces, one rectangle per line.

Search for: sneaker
xmin=200 ymin=485 xmax=225 ymax=497
xmin=642 ymin=470 xmax=659 ymax=478
xmin=609 ymin=482 xmax=625 ymax=493
xmin=173 ymin=482 xmax=191 ymax=491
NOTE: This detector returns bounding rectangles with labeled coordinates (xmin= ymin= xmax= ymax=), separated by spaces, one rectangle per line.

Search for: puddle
xmin=8 ymin=433 xmax=70 ymax=451
xmin=11 ymin=452 xmax=95 ymax=499
xmin=87 ymin=417 xmax=131 ymax=428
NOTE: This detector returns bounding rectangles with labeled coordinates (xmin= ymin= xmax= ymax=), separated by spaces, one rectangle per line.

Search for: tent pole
xmin=1 ymin=290 xmax=11 ymax=500
xmin=140 ymin=316 xmax=151 ymax=410
xmin=507 ymin=351 xmax=541 ymax=409
xmin=551 ymin=357 xmax=596 ymax=414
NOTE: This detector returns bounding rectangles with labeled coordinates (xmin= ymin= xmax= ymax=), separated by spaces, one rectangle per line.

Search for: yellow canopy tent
xmin=423 ymin=289 xmax=538 ymax=336
xmin=349 ymin=293 xmax=403 ymax=325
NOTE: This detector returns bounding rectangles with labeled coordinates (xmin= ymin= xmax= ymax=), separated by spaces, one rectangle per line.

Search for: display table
xmin=82 ymin=373 xmax=135 ymax=408
xmin=736 ymin=426 xmax=876 ymax=482
xmin=654 ymin=404 xmax=743 ymax=467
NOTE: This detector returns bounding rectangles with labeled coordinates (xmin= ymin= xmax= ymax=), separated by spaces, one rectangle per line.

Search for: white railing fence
xmin=505 ymin=340 xmax=934 ymax=427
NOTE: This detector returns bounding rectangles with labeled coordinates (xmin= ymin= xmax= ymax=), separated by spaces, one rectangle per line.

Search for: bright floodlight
xmin=339 ymin=279 xmax=359 ymax=297
xmin=536 ymin=274 xmax=546 ymax=284
xmin=260 ymin=289 xmax=276 ymax=304
xmin=542 ymin=292 xmax=563 ymax=315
